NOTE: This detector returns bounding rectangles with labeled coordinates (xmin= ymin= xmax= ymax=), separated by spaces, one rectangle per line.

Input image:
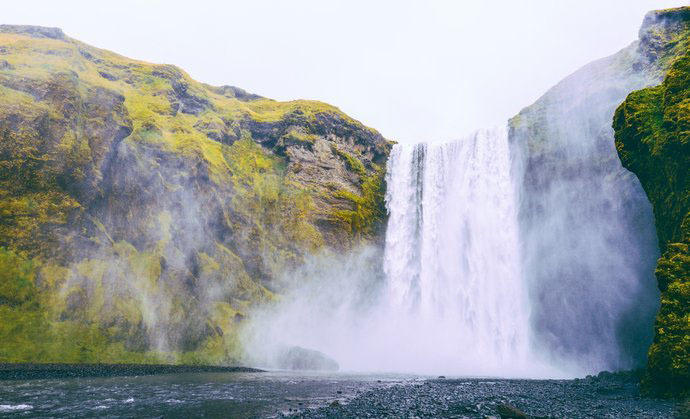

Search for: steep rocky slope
xmin=613 ymin=24 xmax=689 ymax=396
xmin=0 ymin=25 xmax=391 ymax=364
xmin=508 ymin=7 xmax=690 ymax=374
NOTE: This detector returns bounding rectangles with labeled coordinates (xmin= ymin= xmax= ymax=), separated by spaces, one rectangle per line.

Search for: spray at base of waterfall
xmin=242 ymin=127 xmax=567 ymax=378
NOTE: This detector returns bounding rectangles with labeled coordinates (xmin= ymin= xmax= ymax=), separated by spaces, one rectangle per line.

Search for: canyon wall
xmin=614 ymin=14 xmax=689 ymax=394
xmin=0 ymin=25 xmax=391 ymax=364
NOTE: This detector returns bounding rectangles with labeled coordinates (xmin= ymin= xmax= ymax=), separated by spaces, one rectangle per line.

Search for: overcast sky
xmin=4 ymin=1 xmax=687 ymax=142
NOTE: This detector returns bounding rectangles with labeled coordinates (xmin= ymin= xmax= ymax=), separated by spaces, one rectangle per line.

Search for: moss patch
xmin=613 ymin=49 xmax=690 ymax=397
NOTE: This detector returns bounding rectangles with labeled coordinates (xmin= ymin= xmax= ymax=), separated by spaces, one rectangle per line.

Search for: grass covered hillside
xmin=614 ymin=22 xmax=690 ymax=396
xmin=0 ymin=25 xmax=392 ymax=364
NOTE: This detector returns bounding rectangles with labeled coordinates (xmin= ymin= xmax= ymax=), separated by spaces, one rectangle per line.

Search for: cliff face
xmin=613 ymin=26 xmax=689 ymax=396
xmin=0 ymin=26 xmax=391 ymax=364
xmin=508 ymin=7 xmax=690 ymax=373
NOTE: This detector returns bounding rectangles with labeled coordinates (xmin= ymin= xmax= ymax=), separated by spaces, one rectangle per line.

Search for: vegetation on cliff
xmin=0 ymin=25 xmax=391 ymax=364
xmin=614 ymin=45 xmax=689 ymax=397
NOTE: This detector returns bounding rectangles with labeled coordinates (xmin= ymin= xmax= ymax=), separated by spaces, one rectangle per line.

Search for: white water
xmin=382 ymin=126 xmax=545 ymax=375
xmin=244 ymin=126 xmax=562 ymax=377
xmin=245 ymin=120 xmax=655 ymax=378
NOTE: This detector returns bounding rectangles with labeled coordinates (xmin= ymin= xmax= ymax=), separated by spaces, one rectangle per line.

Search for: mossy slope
xmin=613 ymin=44 xmax=690 ymax=397
xmin=0 ymin=26 xmax=392 ymax=364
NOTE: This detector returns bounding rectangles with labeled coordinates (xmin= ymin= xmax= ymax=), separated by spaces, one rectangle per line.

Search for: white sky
xmin=3 ymin=1 xmax=687 ymax=142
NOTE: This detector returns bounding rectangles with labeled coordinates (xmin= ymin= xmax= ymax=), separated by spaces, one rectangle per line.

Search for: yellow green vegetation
xmin=330 ymin=164 xmax=387 ymax=238
xmin=639 ymin=7 xmax=690 ymax=78
xmin=613 ymin=48 xmax=690 ymax=397
xmin=332 ymin=146 xmax=367 ymax=177
xmin=0 ymin=26 xmax=391 ymax=365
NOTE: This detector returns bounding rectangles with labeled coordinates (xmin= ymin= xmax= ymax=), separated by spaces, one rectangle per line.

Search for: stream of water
xmin=383 ymin=127 xmax=537 ymax=376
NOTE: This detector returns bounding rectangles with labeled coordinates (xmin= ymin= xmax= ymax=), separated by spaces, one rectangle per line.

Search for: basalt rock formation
xmin=0 ymin=25 xmax=391 ymax=364
xmin=614 ymin=11 xmax=690 ymax=395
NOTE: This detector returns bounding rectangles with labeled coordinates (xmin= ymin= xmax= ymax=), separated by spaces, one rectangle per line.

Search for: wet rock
xmin=292 ymin=373 xmax=678 ymax=418
xmin=675 ymin=399 xmax=690 ymax=418
xmin=496 ymin=402 xmax=528 ymax=418
xmin=275 ymin=346 xmax=339 ymax=371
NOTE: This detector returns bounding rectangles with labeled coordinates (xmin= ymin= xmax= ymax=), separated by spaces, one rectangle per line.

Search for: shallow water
xmin=0 ymin=371 xmax=679 ymax=418
xmin=0 ymin=371 xmax=416 ymax=418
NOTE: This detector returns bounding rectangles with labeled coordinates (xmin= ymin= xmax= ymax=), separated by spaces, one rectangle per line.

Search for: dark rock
xmin=205 ymin=84 xmax=262 ymax=101
xmin=151 ymin=65 xmax=212 ymax=116
xmin=274 ymin=346 xmax=339 ymax=372
xmin=171 ymin=80 xmax=210 ymax=115
xmin=496 ymin=403 xmax=528 ymax=419
xmin=99 ymin=71 xmax=117 ymax=81
xmin=675 ymin=399 xmax=690 ymax=418
xmin=0 ymin=25 xmax=65 ymax=40
xmin=0 ymin=363 xmax=263 ymax=380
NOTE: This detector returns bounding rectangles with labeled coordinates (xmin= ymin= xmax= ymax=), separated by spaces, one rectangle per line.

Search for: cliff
xmin=613 ymin=14 xmax=689 ymax=396
xmin=0 ymin=26 xmax=391 ymax=364
xmin=508 ymin=6 xmax=690 ymax=374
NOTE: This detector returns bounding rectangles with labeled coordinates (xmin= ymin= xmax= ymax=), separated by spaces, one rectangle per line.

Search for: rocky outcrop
xmin=0 ymin=26 xmax=391 ymax=364
xmin=613 ymin=39 xmax=689 ymax=396
xmin=508 ymin=7 xmax=689 ymax=373
xmin=274 ymin=346 xmax=339 ymax=371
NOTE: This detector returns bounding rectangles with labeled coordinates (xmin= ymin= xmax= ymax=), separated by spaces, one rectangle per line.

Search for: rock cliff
xmin=0 ymin=25 xmax=391 ymax=364
xmin=508 ymin=6 xmax=690 ymax=374
xmin=613 ymin=9 xmax=689 ymax=395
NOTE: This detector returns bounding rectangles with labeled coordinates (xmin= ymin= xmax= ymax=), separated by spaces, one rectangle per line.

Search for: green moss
xmin=331 ymin=146 xmax=367 ymax=178
xmin=641 ymin=7 xmax=690 ymax=78
xmin=0 ymin=248 xmax=37 ymax=308
xmin=613 ymin=49 xmax=690 ymax=397
xmin=330 ymin=164 xmax=386 ymax=238
xmin=281 ymin=127 xmax=318 ymax=146
xmin=0 ymin=27 xmax=388 ymax=367
xmin=220 ymin=98 xmax=357 ymax=126
xmin=220 ymin=136 xmax=326 ymax=278
xmin=0 ymin=248 xmax=161 ymax=364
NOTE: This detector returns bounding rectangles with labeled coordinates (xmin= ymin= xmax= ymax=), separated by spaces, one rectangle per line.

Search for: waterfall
xmin=249 ymin=121 xmax=653 ymax=378
xmin=248 ymin=126 xmax=655 ymax=378
xmin=378 ymin=117 xmax=657 ymax=376
xmin=383 ymin=126 xmax=539 ymax=375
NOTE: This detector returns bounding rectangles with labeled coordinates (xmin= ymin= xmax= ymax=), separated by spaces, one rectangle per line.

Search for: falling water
xmin=247 ymin=121 xmax=650 ymax=378
xmin=383 ymin=126 xmax=539 ymax=375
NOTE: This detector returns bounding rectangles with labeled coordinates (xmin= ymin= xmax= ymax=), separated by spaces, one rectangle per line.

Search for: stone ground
xmin=292 ymin=372 xmax=685 ymax=418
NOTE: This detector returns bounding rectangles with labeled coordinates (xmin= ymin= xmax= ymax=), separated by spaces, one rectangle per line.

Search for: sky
xmin=3 ymin=0 xmax=687 ymax=142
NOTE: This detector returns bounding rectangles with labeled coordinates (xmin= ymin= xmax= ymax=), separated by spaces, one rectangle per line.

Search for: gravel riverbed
xmin=293 ymin=372 xmax=684 ymax=418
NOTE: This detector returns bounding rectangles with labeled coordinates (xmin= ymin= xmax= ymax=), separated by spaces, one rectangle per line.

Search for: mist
xmin=242 ymin=129 xmax=562 ymax=378
xmin=508 ymin=24 xmax=668 ymax=373
xmin=240 ymin=16 xmax=669 ymax=377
